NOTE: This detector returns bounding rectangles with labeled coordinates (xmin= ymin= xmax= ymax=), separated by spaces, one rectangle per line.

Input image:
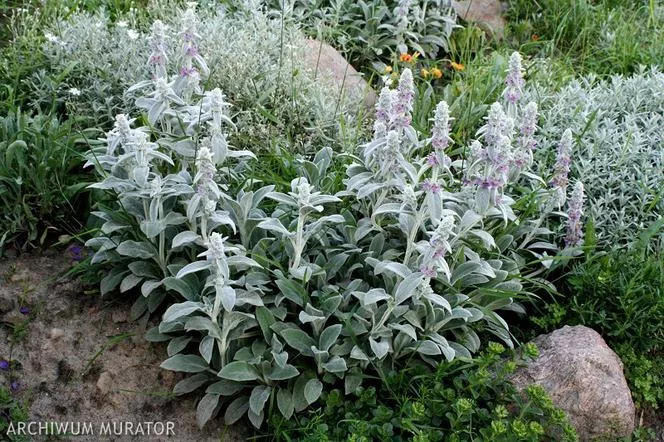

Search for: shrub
xmin=267 ymin=343 xmax=578 ymax=441
xmin=0 ymin=110 xmax=96 ymax=252
xmin=83 ymin=5 xmax=574 ymax=427
xmin=532 ymin=68 xmax=664 ymax=250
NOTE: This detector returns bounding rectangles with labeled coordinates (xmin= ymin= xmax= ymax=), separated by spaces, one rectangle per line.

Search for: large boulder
xmin=301 ymin=39 xmax=377 ymax=112
xmin=511 ymin=325 xmax=635 ymax=440
xmin=452 ymin=0 xmax=506 ymax=39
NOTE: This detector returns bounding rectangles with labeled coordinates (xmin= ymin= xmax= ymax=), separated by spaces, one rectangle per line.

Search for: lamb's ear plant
xmin=283 ymin=0 xmax=459 ymax=69
xmin=84 ymin=12 xmax=578 ymax=429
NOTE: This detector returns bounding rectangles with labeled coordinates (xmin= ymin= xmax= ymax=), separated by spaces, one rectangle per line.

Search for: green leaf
xmin=277 ymin=388 xmax=294 ymax=419
xmin=279 ymin=328 xmax=316 ymax=356
xmin=172 ymin=231 xmax=201 ymax=249
xmin=199 ymin=336 xmax=215 ymax=363
xmin=163 ymin=301 xmax=203 ymax=322
xmin=100 ymin=269 xmax=129 ymax=296
xmin=176 ymin=260 xmax=211 ymax=278
xmin=255 ymin=306 xmax=276 ymax=341
xmin=267 ymin=364 xmax=300 ymax=381
xmin=160 ymin=354 xmax=209 ymax=373
xmin=173 ymin=373 xmax=209 ymax=395
xmin=163 ymin=277 xmax=197 ymax=301
xmin=224 ymin=396 xmax=249 ymax=425
xmin=304 ymin=379 xmax=323 ymax=405
xmin=395 ymin=272 xmax=424 ymax=304
xmin=144 ymin=326 xmax=171 ymax=342
xmin=249 ymin=386 xmax=272 ymax=415
xmin=206 ymin=380 xmax=244 ymax=396
xmin=345 ymin=374 xmax=362 ymax=395
xmin=275 ymin=279 xmax=306 ymax=306
xmin=322 ymin=356 xmax=347 ymax=373
xmin=218 ymin=361 xmax=260 ymax=382
xmin=196 ymin=393 xmax=220 ymax=429
xmin=116 ymin=240 xmax=155 ymax=258
xmin=319 ymin=324 xmax=342 ymax=352
xmin=167 ymin=336 xmax=192 ymax=356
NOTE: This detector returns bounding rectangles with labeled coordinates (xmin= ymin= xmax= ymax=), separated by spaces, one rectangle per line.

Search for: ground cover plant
xmin=268 ymin=342 xmax=578 ymax=441
xmin=531 ymin=68 xmax=664 ymax=250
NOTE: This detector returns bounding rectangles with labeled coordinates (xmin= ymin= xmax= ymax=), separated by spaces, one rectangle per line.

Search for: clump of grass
xmin=506 ymin=0 xmax=663 ymax=77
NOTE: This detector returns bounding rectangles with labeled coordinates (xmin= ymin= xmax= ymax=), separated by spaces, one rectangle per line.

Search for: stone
xmin=111 ymin=309 xmax=128 ymax=324
xmin=510 ymin=325 xmax=635 ymax=440
xmin=301 ymin=39 xmax=377 ymax=112
xmin=49 ymin=328 xmax=65 ymax=340
xmin=452 ymin=0 xmax=506 ymax=39
xmin=96 ymin=371 xmax=114 ymax=395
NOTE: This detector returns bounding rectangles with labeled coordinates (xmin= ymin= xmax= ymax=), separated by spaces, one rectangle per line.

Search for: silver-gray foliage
xmin=84 ymin=15 xmax=571 ymax=430
xmin=533 ymin=67 xmax=664 ymax=249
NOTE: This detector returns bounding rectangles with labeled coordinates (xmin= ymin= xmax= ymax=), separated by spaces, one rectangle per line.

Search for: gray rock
xmin=49 ymin=328 xmax=65 ymax=340
xmin=452 ymin=0 xmax=506 ymax=39
xmin=510 ymin=325 xmax=635 ymax=441
xmin=302 ymin=39 xmax=377 ymax=112
xmin=96 ymin=371 xmax=114 ymax=395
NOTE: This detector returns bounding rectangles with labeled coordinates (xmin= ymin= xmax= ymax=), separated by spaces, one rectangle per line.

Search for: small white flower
xmin=44 ymin=32 xmax=59 ymax=43
xmin=68 ymin=88 xmax=81 ymax=96
xmin=116 ymin=20 xmax=128 ymax=28
xmin=127 ymin=29 xmax=139 ymax=40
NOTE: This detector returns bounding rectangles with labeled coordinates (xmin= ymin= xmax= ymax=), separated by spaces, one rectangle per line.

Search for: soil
xmin=0 ymin=252 xmax=249 ymax=441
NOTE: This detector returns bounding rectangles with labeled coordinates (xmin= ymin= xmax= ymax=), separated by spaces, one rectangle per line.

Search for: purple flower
xmin=420 ymin=266 xmax=437 ymax=278
xmin=19 ymin=306 xmax=29 ymax=315
xmin=503 ymin=52 xmax=525 ymax=105
xmin=564 ymin=181 xmax=585 ymax=247
xmin=0 ymin=360 xmax=9 ymax=370
xmin=185 ymin=45 xmax=198 ymax=57
xmin=550 ymin=129 xmax=574 ymax=206
xmin=431 ymin=101 xmax=452 ymax=151
xmin=421 ymin=179 xmax=441 ymax=194
xmin=180 ymin=66 xmax=198 ymax=77
xmin=70 ymin=245 xmax=84 ymax=262
xmin=10 ymin=381 xmax=19 ymax=392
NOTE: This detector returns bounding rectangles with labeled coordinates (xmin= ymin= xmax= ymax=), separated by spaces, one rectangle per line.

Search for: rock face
xmin=452 ymin=0 xmax=506 ymax=39
xmin=511 ymin=326 xmax=635 ymax=441
xmin=301 ymin=39 xmax=377 ymax=112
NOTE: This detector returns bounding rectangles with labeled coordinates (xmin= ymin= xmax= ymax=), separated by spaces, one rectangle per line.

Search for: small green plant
xmin=267 ymin=342 xmax=578 ymax=441
xmin=0 ymin=385 xmax=29 ymax=442
xmin=0 ymin=110 xmax=96 ymax=252
xmin=506 ymin=0 xmax=664 ymax=77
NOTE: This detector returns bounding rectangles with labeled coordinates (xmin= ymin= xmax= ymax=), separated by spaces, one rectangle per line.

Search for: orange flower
xmin=421 ymin=68 xmax=430 ymax=78
xmin=430 ymin=67 xmax=443 ymax=79
xmin=532 ymin=34 xmax=540 ymax=41
xmin=450 ymin=61 xmax=465 ymax=71
xmin=399 ymin=53 xmax=413 ymax=63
